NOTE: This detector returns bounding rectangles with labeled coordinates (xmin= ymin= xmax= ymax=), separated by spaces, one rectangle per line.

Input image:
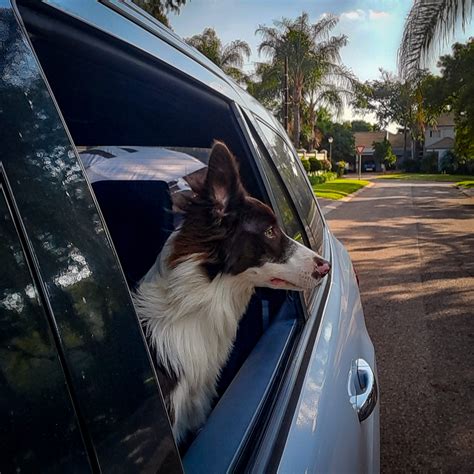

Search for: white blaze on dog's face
xmin=168 ymin=141 xmax=330 ymax=289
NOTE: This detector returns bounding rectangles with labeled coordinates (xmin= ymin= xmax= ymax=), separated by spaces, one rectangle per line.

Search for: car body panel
xmin=277 ymin=236 xmax=379 ymax=473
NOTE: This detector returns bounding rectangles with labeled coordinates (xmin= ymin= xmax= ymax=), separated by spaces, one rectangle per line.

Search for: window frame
xmin=249 ymin=114 xmax=327 ymax=255
xmin=0 ymin=167 xmax=94 ymax=472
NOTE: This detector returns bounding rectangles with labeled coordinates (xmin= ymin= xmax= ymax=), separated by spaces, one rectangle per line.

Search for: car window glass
xmin=253 ymin=118 xmax=324 ymax=253
xmin=244 ymin=128 xmax=306 ymax=245
xmin=0 ymin=183 xmax=91 ymax=473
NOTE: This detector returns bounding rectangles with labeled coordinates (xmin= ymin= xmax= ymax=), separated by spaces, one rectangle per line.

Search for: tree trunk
xmin=403 ymin=124 xmax=408 ymax=161
xmin=292 ymin=87 xmax=302 ymax=148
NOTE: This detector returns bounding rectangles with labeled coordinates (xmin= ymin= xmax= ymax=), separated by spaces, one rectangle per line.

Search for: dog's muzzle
xmin=312 ymin=256 xmax=331 ymax=279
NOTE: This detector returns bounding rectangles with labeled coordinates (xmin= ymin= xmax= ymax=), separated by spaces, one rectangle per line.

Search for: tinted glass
xmin=254 ymin=119 xmax=324 ymax=253
xmin=256 ymin=148 xmax=305 ymax=244
xmin=0 ymin=182 xmax=91 ymax=473
xmin=0 ymin=6 xmax=181 ymax=472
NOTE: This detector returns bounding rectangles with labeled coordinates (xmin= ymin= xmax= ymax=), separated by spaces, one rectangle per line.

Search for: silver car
xmin=0 ymin=1 xmax=379 ymax=472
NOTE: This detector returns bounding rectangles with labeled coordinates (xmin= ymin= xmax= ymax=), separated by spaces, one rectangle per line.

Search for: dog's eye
xmin=264 ymin=226 xmax=276 ymax=239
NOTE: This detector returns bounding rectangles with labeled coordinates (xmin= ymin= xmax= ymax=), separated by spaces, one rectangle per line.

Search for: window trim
xmin=0 ymin=164 xmax=97 ymax=471
xmin=250 ymin=114 xmax=326 ymax=252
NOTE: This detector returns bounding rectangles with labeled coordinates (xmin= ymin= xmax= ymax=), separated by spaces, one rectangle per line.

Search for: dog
xmin=133 ymin=141 xmax=330 ymax=444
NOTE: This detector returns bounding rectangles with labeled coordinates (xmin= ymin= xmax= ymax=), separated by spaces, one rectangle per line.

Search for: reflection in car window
xmin=254 ymin=119 xmax=324 ymax=253
xmin=257 ymin=149 xmax=305 ymax=244
xmin=0 ymin=184 xmax=90 ymax=472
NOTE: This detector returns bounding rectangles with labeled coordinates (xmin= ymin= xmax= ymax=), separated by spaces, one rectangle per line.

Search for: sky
xmin=169 ymin=0 xmax=473 ymax=123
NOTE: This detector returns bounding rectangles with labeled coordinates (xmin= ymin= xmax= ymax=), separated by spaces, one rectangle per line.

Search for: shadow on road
xmin=327 ymin=181 xmax=474 ymax=472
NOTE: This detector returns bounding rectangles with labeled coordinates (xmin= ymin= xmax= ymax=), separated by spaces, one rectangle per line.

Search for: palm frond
xmin=221 ymin=40 xmax=251 ymax=68
xmin=311 ymin=14 xmax=339 ymax=41
xmin=399 ymin=0 xmax=473 ymax=79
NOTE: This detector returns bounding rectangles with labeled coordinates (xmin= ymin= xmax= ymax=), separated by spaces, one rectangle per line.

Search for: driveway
xmin=323 ymin=180 xmax=474 ymax=472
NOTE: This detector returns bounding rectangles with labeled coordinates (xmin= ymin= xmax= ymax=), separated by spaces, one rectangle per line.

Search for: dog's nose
xmin=312 ymin=256 xmax=331 ymax=278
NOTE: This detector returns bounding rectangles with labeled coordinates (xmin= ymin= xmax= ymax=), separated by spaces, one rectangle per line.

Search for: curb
xmin=455 ymin=185 xmax=474 ymax=199
xmin=321 ymin=182 xmax=375 ymax=216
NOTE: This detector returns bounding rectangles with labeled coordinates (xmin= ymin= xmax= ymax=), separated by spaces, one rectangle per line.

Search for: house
xmin=352 ymin=131 xmax=406 ymax=171
xmin=352 ymin=131 xmax=386 ymax=171
xmin=424 ymin=113 xmax=455 ymax=167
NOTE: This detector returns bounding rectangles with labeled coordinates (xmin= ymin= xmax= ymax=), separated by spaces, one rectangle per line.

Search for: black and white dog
xmin=133 ymin=142 xmax=330 ymax=443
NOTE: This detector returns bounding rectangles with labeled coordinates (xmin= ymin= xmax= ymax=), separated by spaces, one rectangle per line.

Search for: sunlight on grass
xmin=456 ymin=180 xmax=474 ymax=188
xmin=313 ymin=179 xmax=370 ymax=200
xmin=378 ymin=173 xmax=474 ymax=182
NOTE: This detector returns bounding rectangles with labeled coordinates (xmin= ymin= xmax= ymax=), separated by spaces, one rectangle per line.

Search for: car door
xmin=0 ymin=3 xmax=182 ymax=472
xmin=240 ymin=110 xmax=379 ymax=473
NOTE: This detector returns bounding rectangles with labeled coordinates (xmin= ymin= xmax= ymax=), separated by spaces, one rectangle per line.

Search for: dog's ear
xmin=205 ymin=141 xmax=245 ymax=214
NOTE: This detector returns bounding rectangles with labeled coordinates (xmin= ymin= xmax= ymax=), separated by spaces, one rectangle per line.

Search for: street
xmin=324 ymin=179 xmax=474 ymax=472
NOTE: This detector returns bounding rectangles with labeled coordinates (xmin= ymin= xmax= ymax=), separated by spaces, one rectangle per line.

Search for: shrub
xmin=440 ymin=150 xmax=458 ymax=174
xmin=324 ymin=171 xmax=337 ymax=181
xmin=440 ymin=150 xmax=474 ymax=174
xmin=308 ymin=171 xmax=337 ymax=185
xmin=321 ymin=158 xmax=332 ymax=172
xmin=336 ymin=161 xmax=346 ymax=178
xmin=301 ymin=158 xmax=310 ymax=173
xmin=402 ymin=158 xmax=420 ymax=173
xmin=420 ymin=152 xmax=438 ymax=173
xmin=309 ymin=156 xmax=322 ymax=173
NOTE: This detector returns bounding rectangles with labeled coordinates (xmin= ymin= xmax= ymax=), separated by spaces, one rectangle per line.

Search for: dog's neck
xmin=134 ymin=235 xmax=255 ymax=386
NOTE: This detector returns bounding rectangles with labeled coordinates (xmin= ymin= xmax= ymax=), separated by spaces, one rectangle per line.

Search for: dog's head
xmin=168 ymin=141 xmax=330 ymax=290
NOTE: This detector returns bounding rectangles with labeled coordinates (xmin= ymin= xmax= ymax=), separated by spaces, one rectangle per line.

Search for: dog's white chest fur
xmin=133 ymin=237 xmax=255 ymax=442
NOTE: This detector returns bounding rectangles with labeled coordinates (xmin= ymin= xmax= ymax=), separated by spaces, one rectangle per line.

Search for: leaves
xmin=252 ymin=12 xmax=356 ymax=147
xmin=399 ymin=0 xmax=473 ymax=79
xmin=185 ymin=28 xmax=251 ymax=83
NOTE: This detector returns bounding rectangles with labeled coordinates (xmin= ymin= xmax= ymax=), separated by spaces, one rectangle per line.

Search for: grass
xmin=377 ymin=173 xmax=474 ymax=182
xmin=456 ymin=180 xmax=474 ymax=188
xmin=313 ymin=178 xmax=370 ymax=200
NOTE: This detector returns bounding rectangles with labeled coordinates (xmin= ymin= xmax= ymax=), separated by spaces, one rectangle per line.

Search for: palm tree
xmin=399 ymin=0 xmax=473 ymax=79
xmin=303 ymin=64 xmax=357 ymax=149
xmin=256 ymin=13 xmax=353 ymax=147
xmin=186 ymin=28 xmax=251 ymax=83
xmin=133 ymin=0 xmax=187 ymax=27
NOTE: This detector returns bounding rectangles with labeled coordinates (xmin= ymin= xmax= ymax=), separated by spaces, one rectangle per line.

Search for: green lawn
xmin=456 ymin=180 xmax=474 ymax=188
xmin=377 ymin=173 xmax=474 ymax=182
xmin=313 ymin=179 xmax=370 ymax=200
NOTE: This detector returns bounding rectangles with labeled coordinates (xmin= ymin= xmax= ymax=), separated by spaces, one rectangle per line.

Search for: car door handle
xmin=348 ymin=358 xmax=378 ymax=422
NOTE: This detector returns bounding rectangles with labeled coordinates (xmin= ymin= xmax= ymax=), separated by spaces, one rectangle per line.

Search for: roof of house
xmin=425 ymin=137 xmax=454 ymax=150
xmin=387 ymin=132 xmax=406 ymax=149
xmin=354 ymin=131 xmax=386 ymax=149
xmin=432 ymin=112 xmax=455 ymax=127
xmin=354 ymin=130 xmax=406 ymax=150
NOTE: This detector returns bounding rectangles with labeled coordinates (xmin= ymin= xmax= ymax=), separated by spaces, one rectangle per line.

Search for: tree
xmin=353 ymin=70 xmax=427 ymax=160
xmin=349 ymin=120 xmax=380 ymax=132
xmin=320 ymin=122 xmax=355 ymax=164
xmin=185 ymin=28 xmax=251 ymax=83
xmin=423 ymin=39 xmax=474 ymax=164
xmin=133 ymin=0 xmax=187 ymax=27
xmin=399 ymin=0 xmax=473 ymax=79
xmin=255 ymin=13 xmax=354 ymax=147
xmin=373 ymin=138 xmax=397 ymax=169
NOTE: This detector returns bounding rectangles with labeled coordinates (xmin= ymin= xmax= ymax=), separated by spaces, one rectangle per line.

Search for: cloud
xmin=340 ymin=9 xmax=391 ymax=22
xmin=369 ymin=9 xmax=390 ymax=20
xmin=340 ymin=9 xmax=366 ymax=21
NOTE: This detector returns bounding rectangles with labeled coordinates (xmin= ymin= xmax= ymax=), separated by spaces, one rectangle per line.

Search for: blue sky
xmin=170 ymin=1 xmax=473 ymax=121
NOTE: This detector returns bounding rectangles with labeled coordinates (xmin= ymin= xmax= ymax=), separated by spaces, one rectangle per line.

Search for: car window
xmin=253 ymin=118 xmax=325 ymax=254
xmin=240 ymin=118 xmax=307 ymax=246
xmin=0 ymin=181 xmax=91 ymax=473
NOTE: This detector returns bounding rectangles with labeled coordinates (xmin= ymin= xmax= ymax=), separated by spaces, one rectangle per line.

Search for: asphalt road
xmin=324 ymin=179 xmax=474 ymax=472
